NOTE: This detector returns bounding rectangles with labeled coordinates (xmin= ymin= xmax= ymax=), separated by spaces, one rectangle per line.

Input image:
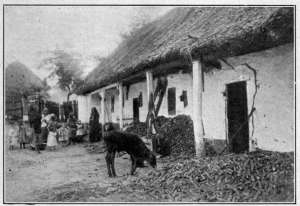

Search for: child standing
xmin=7 ymin=121 xmax=19 ymax=150
xmin=18 ymin=121 xmax=27 ymax=149
xmin=46 ymin=115 xmax=58 ymax=150
xmin=57 ymin=123 xmax=69 ymax=146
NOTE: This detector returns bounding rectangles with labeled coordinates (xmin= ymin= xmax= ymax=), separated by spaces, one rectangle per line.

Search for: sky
xmin=4 ymin=6 xmax=173 ymax=77
xmin=4 ymin=6 xmax=173 ymax=102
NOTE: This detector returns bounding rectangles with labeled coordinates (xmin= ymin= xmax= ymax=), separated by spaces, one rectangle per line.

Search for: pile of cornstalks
xmin=153 ymin=115 xmax=196 ymax=156
xmin=112 ymin=150 xmax=294 ymax=202
xmin=124 ymin=115 xmax=196 ymax=157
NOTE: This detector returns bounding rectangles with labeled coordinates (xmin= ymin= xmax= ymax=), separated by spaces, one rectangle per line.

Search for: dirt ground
xmin=4 ymin=143 xmax=158 ymax=203
xmin=4 ymin=141 xmax=294 ymax=203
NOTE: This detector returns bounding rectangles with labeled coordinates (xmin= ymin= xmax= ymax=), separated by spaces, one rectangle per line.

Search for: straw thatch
xmin=77 ymin=7 xmax=293 ymax=94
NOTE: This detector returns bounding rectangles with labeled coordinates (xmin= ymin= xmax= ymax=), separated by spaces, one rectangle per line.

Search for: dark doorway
xmin=226 ymin=81 xmax=249 ymax=153
xmin=133 ymin=98 xmax=140 ymax=122
xmin=167 ymin=87 xmax=176 ymax=115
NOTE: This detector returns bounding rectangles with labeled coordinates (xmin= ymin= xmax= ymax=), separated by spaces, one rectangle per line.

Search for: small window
xmin=138 ymin=92 xmax=143 ymax=107
xmin=111 ymin=96 xmax=114 ymax=112
xmin=180 ymin=90 xmax=188 ymax=107
xmin=168 ymin=87 xmax=176 ymax=115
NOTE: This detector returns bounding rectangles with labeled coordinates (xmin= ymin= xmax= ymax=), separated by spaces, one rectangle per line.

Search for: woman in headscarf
xmin=89 ymin=107 xmax=101 ymax=142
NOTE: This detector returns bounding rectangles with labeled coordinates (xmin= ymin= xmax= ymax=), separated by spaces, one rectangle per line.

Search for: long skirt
xmin=47 ymin=131 xmax=58 ymax=147
xmin=18 ymin=128 xmax=28 ymax=144
xmin=41 ymin=127 xmax=48 ymax=143
xmin=89 ymin=122 xmax=101 ymax=142
xmin=68 ymin=128 xmax=77 ymax=141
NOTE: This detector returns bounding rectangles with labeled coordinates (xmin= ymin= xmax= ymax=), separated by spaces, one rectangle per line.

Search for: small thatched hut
xmin=75 ymin=7 xmax=294 ymax=154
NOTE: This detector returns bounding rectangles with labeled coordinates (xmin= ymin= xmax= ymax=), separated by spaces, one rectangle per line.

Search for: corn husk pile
xmin=124 ymin=115 xmax=196 ymax=157
xmin=111 ymin=150 xmax=294 ymax=202
xmin=153 ymin=115 xmax=195 ymax=156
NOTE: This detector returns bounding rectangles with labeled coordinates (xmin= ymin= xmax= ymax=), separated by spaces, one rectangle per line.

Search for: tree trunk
xmin=67 ymin=92 xmax=71 ymax=102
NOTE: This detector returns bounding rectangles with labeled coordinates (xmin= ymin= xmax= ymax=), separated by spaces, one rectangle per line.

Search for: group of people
xmin=7 ymin=105 xmax=103 ymax=153
xmin=6 ymin=120 xmax=28 ymax=150
xmin=33 ymin=107 xmax=80 ymax=152
xmin=7 ymin=104 xmax=80 ymax=153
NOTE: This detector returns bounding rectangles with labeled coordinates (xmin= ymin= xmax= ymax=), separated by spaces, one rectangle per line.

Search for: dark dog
xmin=103 ymin=123 xmax=156 ymax=177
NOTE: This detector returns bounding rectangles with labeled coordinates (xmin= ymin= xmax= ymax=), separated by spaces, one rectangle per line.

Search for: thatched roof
xmin=77 ymin=7 xmax=293 ymax=95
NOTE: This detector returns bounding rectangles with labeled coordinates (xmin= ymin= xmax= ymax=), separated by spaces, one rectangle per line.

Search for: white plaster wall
xmin=156 ymin=73 xmax=193 ymax=118
xmin=123 ymin=81 xmax=148 ymax=123
xmin=82 ymin=73 xmax=194 ymax=126
xmin=77 ymin=95 xmax=89 ymax=123
xmin=74 ymin=93 xmax=102 ymax=123
xmin=67 ymin=94 xmax=90 ymax=123
xmin=120 ymin=73 xmax=194 ymax=125
xmin=203 ymin=43 xmax=294 ymax=152
xmin=105 ymin=89 xmax=120 ymax=123
xmin=80 ymin=43 xmax=294 ymax=152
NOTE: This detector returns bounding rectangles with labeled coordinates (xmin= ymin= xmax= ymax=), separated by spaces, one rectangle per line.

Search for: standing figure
xmin=28 ymin=104 xmax=42 ymax=153
xmin=76 ymin=121 xmax=87 ymax=142
xmin=18 ymin=121 xmax=27 ymax=149
xmin=57 ymin=123 xmax=69 ymax=146
xmin=47 ymin=115 xmax=58 ymax=150
xmin=89 ymin=107 xmax=101 ymax=142
xmin=41 ymin=108 xmax=51 ymax=144
xmin=7 ymin=120 xmax=19 ymax=150
xmin=67 ymin=112 xmax=77 ymax=145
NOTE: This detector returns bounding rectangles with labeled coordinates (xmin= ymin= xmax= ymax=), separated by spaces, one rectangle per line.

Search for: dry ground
xmin=4 ymin=142 xmax=294 ymax=203
xmin=4 ymin=143 xmax=159 ymax=202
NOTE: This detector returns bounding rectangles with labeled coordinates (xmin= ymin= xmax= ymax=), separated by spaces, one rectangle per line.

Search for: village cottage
xmin=73 ymin=7 xmax=294 ymax=155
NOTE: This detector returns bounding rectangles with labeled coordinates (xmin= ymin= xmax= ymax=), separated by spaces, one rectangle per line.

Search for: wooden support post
xmin=118 ymin=83 xmax=124 ymax=130
xmin=146 ymin=71 xmax=154 ymax=102
xmin=100 ymin=90 xmax=105 ymax=134
xmin=146 ymin=71 xmax=156 ymax=151
xmin=192 ymin=60 xmax=205 ymax=157
xmin=146 ymin=71 xmax=155 ymax=133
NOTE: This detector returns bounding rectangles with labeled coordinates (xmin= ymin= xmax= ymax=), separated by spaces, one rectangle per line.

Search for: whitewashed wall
xmin=71 ymin=94 xmax=89 ymax=123
xmin=71 ymin=93 xmax=101 ymax=123
xmin=79 ymin=43 xmax=294 ymax=152
xmin=202 ymin=43 xmax=294 ymax=152
xmin=157 ymin=73 xmax=193 ymax=118
xmin=118 ymin=73 xmax=194 ymax=125
xmin=112 ymin=43 xmax=294 ymax=152
xmin=104 ymin=89 xmax=119 ymax=123
xmin=78 ymin=95 xmax=89 ymax=123
xmin=123 ymin=81 xmax=148 ymax=123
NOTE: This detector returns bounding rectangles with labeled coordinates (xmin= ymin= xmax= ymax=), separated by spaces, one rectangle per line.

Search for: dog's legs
xmin=130 ymin=155 xmax=137 ymax=175
xmin=105 ymin=152 xmax=113 ymax=177
xmin=111 ymin=151 xmax=117 ymax=177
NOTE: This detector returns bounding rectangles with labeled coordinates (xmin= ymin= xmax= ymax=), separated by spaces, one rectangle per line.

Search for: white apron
xmin=47 ymin=131 xmax=58 ymax=147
